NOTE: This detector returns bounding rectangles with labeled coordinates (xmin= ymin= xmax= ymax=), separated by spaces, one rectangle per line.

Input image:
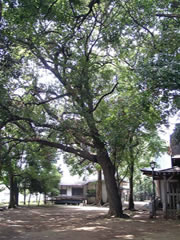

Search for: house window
xmin=60 ymin=189 xmax=67 ymax=195
xmin=72 ymin=188 xmax=83 ymax=196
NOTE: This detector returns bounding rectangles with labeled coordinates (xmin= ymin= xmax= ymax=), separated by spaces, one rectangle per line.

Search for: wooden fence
xmin=167 ymin=193 xmax=180 ymax=218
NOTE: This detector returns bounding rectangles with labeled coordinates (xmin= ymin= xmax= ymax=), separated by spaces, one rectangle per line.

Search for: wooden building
xmin=141 ymin=165 xmax=180 ymax=218
xmin=52 ymin=179 xmax=129 ymax=205
xmin=141 ymin=126 xmax=180 ymax=218
xmin=53 ymin=184 xmax=86 ymax=204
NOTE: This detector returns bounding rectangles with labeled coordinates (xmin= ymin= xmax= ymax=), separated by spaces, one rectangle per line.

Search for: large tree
xmin=0 ymin=0 xmax=179 ymax=216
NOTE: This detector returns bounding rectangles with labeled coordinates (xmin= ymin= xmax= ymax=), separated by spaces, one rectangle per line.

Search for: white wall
xmin=102 ymin=182 xmax=108 ymax=203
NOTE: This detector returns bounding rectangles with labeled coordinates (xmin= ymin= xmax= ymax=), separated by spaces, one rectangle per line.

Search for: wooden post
xmin=163 ymin=176 xmax=168 ymax=218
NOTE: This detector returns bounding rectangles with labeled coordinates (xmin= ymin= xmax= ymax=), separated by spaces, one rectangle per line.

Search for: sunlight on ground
xmin=15 ymin=220 xmax=29 ymax=223
xmin=115 ymin=234 xmax=134 ymax=239
xmin=8 ymin=225 xmax=22 ymax=227
xmin=53 ymin=229 xmax=67 ymax=232
xmin=134 ymin=219 xmax=147 ymax=223
xmin=75 ymin=226 xmax=108 ymax=231
xmin=55 ymin=205 xmax=108 ymax=211
xmin=30 ymin=210 xmax=43 ymax=214
xmin=72 ymin=205 xmax=108 ymax=211
xmin=1 ymin=205 xmax=180 ymax=240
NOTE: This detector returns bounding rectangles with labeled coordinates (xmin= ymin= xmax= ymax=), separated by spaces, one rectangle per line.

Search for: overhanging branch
xmin=90 ymin=82 xmax=118 ymax=113
xmin=156 ymin=13 xmax=180 ymax=18
xmin=33 ymin=138 xmax=97 ymax=161
xmin=3 ymin=137 xmax=97 ymax=163
xmin=25 ymin=93 xmax=70 ymax=106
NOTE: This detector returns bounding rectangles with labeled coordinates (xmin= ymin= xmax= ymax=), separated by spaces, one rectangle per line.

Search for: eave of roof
xmin=172 ymin=155 xmax=180 ymax=159
xmin=141 ymin=166 xmax=180 ymax=177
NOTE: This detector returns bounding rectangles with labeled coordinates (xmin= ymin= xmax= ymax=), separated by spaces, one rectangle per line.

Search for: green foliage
xmin=63 ymin=153 xmax=97 ymax=177
xmin=0 ymin=0 xmax=179 ymax=214
xmin=27 ymin=165 xmax=61 ymax=196
xmin=0 ymin=124 xmax=61 ymax=201
xmin=134 ymin=2 xmax=180 ymax=109
xmin=134 ymin=176 xmax=153 ymax=200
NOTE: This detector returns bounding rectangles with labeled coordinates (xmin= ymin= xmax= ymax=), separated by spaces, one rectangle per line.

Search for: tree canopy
xmin=0 ymin=0 xmax=179 ymax=216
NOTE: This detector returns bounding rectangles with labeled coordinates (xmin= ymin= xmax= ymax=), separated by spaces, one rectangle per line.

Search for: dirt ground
xmin=0 ymin=203 xmax=180 ymax=240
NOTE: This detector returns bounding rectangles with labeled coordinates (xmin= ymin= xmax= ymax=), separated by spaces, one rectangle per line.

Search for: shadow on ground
xmin=0 ymin=204 xmax=180 ymax=240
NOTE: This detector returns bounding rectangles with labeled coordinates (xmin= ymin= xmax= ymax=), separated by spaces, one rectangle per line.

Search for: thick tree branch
xmin=156 ymin=13 xmax=180 ymax=18
xmin=0 ymin=109 xmax=59 ymax=131
xmin=75 ymin=0 xmax=100 ymax=26
xmin=18 ymin=39 xmax=64 ymax=85
xmin=72 ymin=132 xmax=95 ymax=148
xmin=90 ymin=82 xmax=118 ymax=113
xmin=44 ymin=0 xmax=58 ymax=19
xmin=2 ymin=137 xmax=97 ymax=163
xmin=123 ymin=2 xmax=154 ymax=39
xmin=33 ymin=138 xmax=97 ymax=163
xmin=24 ymin=91 xmax=70 ymax=106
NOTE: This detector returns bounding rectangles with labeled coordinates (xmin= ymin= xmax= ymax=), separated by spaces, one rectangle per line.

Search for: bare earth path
xmin=0 ymin=205 xmax=180 ymax=240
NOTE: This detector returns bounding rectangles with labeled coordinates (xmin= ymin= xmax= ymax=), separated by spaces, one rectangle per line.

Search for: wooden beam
xmin=163 ymin=176 xmax=168 ymax=218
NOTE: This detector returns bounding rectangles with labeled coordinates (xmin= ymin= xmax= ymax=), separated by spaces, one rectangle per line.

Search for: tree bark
xmin=24 ymin=186 xmax=26 ymax=205
xmin=14 ymin=178 xmax=19 ymax=206
xmin=9 ymin=174 xmax=16 ymax=208
xmin=128 ymin=162 xmax=135 ymax=210
xmin=97 ymin=150 xmax=124 ymax=217
xmin=44 ymin=193 xmax=47 ymax=205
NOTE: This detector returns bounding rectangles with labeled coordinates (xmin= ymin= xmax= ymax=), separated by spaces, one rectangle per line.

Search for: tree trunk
xmin=44 ymin=193 xmax=47 ymax=205
xmin=38 ymin=194 xmax=41 ymax=206
xmin=14 ymin=178 xmax=19 ymax=206
xmin=97 ymin=150 xmax=124 ymax=217
xmin=128 ymin=162 xmax=135 ymax=210
xmin=9 ymin=174 xmax=16 ymax=208
xmin=96 ymin=169 xmax=102 ymax=205
xmin=24 ymin=186 xmax=26 ymax=205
